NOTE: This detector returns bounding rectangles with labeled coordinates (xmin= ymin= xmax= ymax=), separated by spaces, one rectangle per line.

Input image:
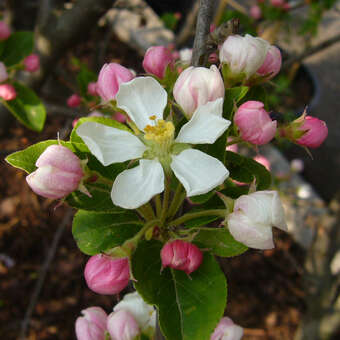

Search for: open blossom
xmin=161 ymin=240 xmax=203 ymax=274
xmin=142 ymin=46 xmax=174 ymax=79
xmin=227 ymin=191 xmax=287 ymax=249
xmin=219 ymin=34 xmax=270 ymax=79
xmin=84 ymin=254 xmax=130 ymax=295
xmin=234 ymin=101 xmax=277 ymax=145
xmin=77 ymin=76 xmax=230 ymax=209
xmin=107 ymin=310 xmax=140 ymax=340
xmin=257 ymin=45 xmax=282 ymax=79
xmin=173 ymin=65 xmax=225 ymax=117
xmin=0 ymin=62 xmax=8 ymax=82
xmin=210 ymin=317 xmax=243 ymax=340
xmin=114 ymin=291 xmax=156 ymax=336
xmin=75 ymin=307 xmax=108 ymax=340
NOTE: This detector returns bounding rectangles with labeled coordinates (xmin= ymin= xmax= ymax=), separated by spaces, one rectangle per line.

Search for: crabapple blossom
xmin=234 ymin=101 xmax=277 ymax=145
xmin=296 ymin=116 xmax=328 ymax=148
xmin=84 ymin=254 xmax=130 ymax=295
xmin=0 ymin=62 xmax=8 ymax=82
xmin=107 ymin=310 xmax=140 ymax=340
xmin=257 ymin=46 xmax=282 ymax=79
xmin=0 ymin=84 xmax=16 ymax=100
xmin=227 ymin=191 xmax=287 ymax=249
xmin=77 ymin=76 xmax=230 ymax=209
xmin=161 ymin=240 xmax=203 ymax=274
xmin=114 ymin=291 xmax=156 ymax=335
xmin=173 ymin=65 xmax=225 ymax=117
xmin=210 ymin=317 xmax=243 ymax=340
xmin=96 ymin=63 xmax=134 ymax=102
xmin=0 ymin=21 xmax=11 ymax=40
xmin=23 ymin=54 xmax=40 ymax=72
xmin=26 ymin=145 xmax=84 ymax=199
xmin=67 ymin=94 xmax=81 ymax=108
xmin=142 ymin=46 xmax=174 ymax=79
xmin=219 ymin=34 xmax=270 ymax=80
xmin=75 ymin=307 xmax=108 ymax=340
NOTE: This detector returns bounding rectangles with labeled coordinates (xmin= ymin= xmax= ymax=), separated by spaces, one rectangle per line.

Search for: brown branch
xmin=191 ymin=0 xmax=216 ymax=66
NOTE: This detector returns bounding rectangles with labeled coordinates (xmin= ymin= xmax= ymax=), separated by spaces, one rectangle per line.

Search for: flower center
xmin=144 ymin=118 xmax=175 ymax=144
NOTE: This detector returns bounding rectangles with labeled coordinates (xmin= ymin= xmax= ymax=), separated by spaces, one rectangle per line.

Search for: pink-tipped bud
xmin=161 ymin=240 xmax=203 ymax=275
xmin=67 ymin=94 xmax=82 ymax=108
xmin=75 ymin=307 xmax=108 ymax=340
xmin=107 ymin=310 xmax=140 ymax=340
xmin=113 ymin=112 xmax=126 ymax=123
xmin=0 ymin=62 xmax=8 ymax=83
xmin=23 ymin=54 xmax=40 ymax=72
xmin=84 ymin=254 xmax=130 ymax=295
xmin=253 ymin=155 xmax=271 ymax=171
xmin=142 ymin=46 xmax=174 ymax=79
xmin=296 ymin=116 xmax=328 ymax=148
xmin=226 ymin=137 xmax=238 ymax=153
xmin=88 ymin=82 xmax=98 ymax=96
xmin=250 ymin=5 xmax=262 ymax=20
xmin=26 ymin=145 xmax=84 ymax=199
xmin=210 ymin=317 xmax=244 ymax=340
xmin=173 ymin=65 xmax=225 ymax=117
xmin=0 ymin=21 xmax=11 ymax=40
xmin=0 ymin=84 xmax=16 ymax=101
xmin=234 ymin=101 xmax=277 ymax=145
xmin=257 ymin=45 xmax=282 ymax=79
xmin=270 ymin=0 xmax=285 ymax=7
xmin=96 ymin=63 xmax=134 ymax=102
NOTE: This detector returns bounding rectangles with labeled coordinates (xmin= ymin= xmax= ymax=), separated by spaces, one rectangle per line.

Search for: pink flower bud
xmin=257 ymin=45 xmax=282 ymax=79
xmin=253 ymin=155 xmax=271 ymax=171
xmin=107 ymin=310 xmax=140 ymax=340
xmin=250 ymin=5 xmax=262 ymax=20
xmin=161 ymin=240 xmax=203 ymax=274
xmin=88 ymin=82 xmax=98 ymax=96
xmin=226 ymin=137 xmax=238 ymax=153
xmin=88 ymin=111 xmax=104 ymax=118
xmin=96 ymin=63 xmax=134 ymax=102
xmin=210 ymin=317 xmax=243 ymax=340
xmin=84 ymin=254 xmax=130 ymax=295
xmin=0 ymin=84 xmax=16 ymax=101
xmin=173 ymin=65 xmax=224 ymax=117
xmin=75 ymin=307 xmax=108 ymax=340
xmin=142 ymin=46 xmax=174 ymax=79
xmin=113 ymin=112 xmax=126 ymax=123
xmin=0 ymin=62 xmax=8 ymax=82
xmin=67 ymin=94 xmax=82 ymax=108
xmin=296 ymin=116 xmax=328 ymax=148
xmin=26 ymin=145 xmax=83 ymax=199
xmin=0 ymin=21 xmax=11 ymax=40
xmin=270 ymin=0 xmax=285 ymax=7
xmin=234 ymin=101 xmax=277 ymax=145
xmin=23 ymin=54 xmax=40 ymax=72
xmin=210 ymin=23 xmax=216 ymax=33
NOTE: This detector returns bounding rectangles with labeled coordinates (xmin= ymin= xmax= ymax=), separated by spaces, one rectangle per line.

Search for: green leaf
xmin=132 ymin=240 xmax=227 ymax=340
xmin=225 ymin=151 xmax=271 ymax=190
xmin=195 ymin=228 xmax=247 ymax=257
xmin=223 ymin=86 xmax=249 ymax=120
xmin=2 ymin=32 xmax=34 ymax=66
xmin=190 ymin=191 xmax=215 ymax=204
xmin=2 ymin=82 xmax=46 ymax=131
xmin=241 ymin=85 xmax=267 ymax=109
xmin=72 ymin=210 xmax=142 ymax=255
xmin=76 ymin=65 xmax=97 ymax=99
xmin=221 ymin=180 xmax=249 ymax=199
xmin=5 ymin=140 xmax=73 ymax=173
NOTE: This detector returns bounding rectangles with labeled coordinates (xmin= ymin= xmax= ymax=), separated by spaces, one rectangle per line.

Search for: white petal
xmin=170 ymin=149 xmax=229 ymax=196
xmin=228 ymin=211 xmax=274 ymax=250
xmin=77 ymin=122 xmax=146 ymax=166
xmin=175 ymin=98 xmax=231 ymax=144
xmin=111 ymin=159 xmax=164 ymax=209
xmin=116 ymin=77 xmax=167 ymax=131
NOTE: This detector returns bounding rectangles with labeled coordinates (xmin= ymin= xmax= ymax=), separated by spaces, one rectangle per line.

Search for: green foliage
xmin=221 ymin=180 xmax=249 ymax=199
xmin=223 ymin=86 xmax=249 ymax=120
xmin=76 ymin=64 xmax=97 ymax=100
xmin=161 ymin=12 xmax=180 ymax=31
xmin=2 ymin=82 xmax=46 ymax=131
xmin=0 ymin=32 xmax=34 ymax=66
xmin=225 ymin=151 xmax=272 ymax=190
xmin=195 ymin=228 xmax=247 ymax=257
xmin=241 ymin=85 xmax=267 ymax=109
xmin=132 ymin=240 xmax=227 ymax=340
xmin=72 ymin=210 xmax=142 ymax=255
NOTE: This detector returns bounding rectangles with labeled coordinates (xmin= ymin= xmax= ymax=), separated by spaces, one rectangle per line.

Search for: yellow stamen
xmin=144 ymin=119 xmax=175 ymax=143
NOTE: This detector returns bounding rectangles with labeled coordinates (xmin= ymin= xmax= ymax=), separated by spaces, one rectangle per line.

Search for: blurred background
xmin=0 ymin=0 xmax=339 ymax=339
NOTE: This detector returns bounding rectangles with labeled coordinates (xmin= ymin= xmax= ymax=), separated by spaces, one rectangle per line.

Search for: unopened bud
xmin=75 ymin=307 xmax=107 ymax=340
xmin=257 ymin=46 xmax=282 ymax=79
xmin=296 ymin=116 xmax=328 ymax=148
xmin=0 ymin=84 xmax=16 ymax=101
xmin=142 ymin=46 xmax=174 ymax=79
xmin=87 ymin=82 xmax=98 ymax=96
xmin=250 ymin=5 xmax=262 ymax=20
xmin=210 ymin=317 xmax=243 ymax=340
xmin=0 ymin=21 xmax=11 ymax=40
xmin=0 ymin=62 xmax=8 ymax=82
xmin=107 ymin=310 xmax=140 ymax=340
xmin=67 ymin=94 xmax=82 ymax=108
xmin=23 ymin=54 xmax=40 ymax=72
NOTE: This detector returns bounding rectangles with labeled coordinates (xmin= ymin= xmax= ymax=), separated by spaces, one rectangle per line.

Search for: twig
xmin=19 ymin=208 xmax=73 ymax=339
xmin=191 ymin=0 xmax=216 ymax=66
xmin=283 ymin=33 xmax=340 ymax=70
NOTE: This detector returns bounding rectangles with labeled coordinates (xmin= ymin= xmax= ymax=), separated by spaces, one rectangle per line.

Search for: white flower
xmin=114 ymin=291 xmax=156 ymax=335
xmin=227 ymin=190 xmax=287 ymax=249
xmin=77 ymin=76 xmax=230 ymax=209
